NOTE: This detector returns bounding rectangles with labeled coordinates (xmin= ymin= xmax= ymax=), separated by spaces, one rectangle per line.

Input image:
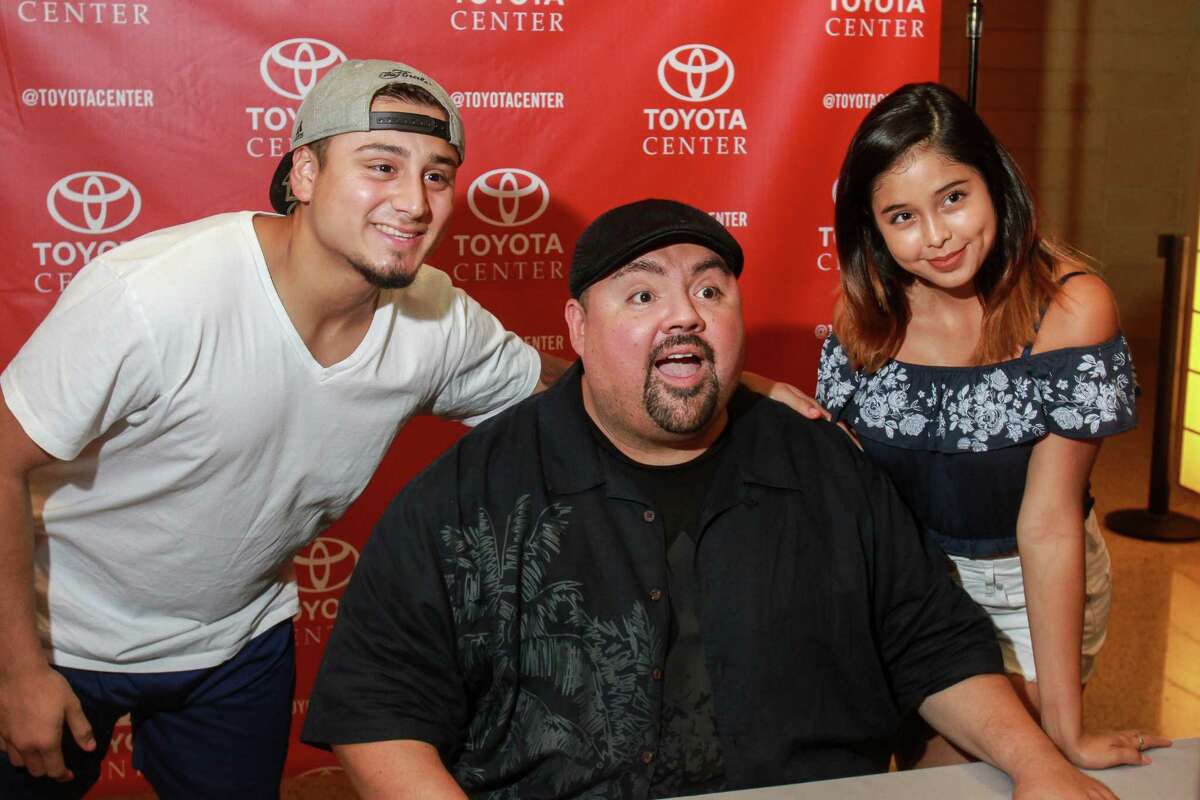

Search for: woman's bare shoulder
xmin=1034 ymin=268 xmax=1120 ymax=352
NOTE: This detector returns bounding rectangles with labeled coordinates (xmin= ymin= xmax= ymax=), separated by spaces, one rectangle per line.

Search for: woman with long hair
xmin=816 ymin=82 xmax=1167 ymax=769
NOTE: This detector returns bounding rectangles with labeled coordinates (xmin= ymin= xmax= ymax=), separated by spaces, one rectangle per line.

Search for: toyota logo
xmin=260 ymin=38 xmax=346 ymax=101
xmin=657 ymin=44 xmax=735 ymax=103
xmin=294 ymin=536 xmax=359 ymax=594
xmin=467 ymin=168 xmax=550 ymax=228
xmin=46 ymin=171 xmax=141 ymax=235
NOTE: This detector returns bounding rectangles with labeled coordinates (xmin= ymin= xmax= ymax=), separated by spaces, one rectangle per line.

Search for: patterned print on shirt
xmin=440 ymin=495 xmax=664 ymax=798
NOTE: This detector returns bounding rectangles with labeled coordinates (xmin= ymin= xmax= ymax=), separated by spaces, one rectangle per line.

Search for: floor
xmin=98 ymin=338 xmax=1200 ymax=798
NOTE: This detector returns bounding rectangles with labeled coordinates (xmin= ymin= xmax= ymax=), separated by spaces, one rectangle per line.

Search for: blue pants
xmin=0 ymin=620 xmax=295 ymax=799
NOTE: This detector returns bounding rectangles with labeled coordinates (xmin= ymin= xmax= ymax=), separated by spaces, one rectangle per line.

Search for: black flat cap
xmin=569 ymin=199 xmax=744 ymax=298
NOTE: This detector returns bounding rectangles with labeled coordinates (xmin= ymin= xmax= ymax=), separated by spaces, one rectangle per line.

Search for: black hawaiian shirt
xmin=302 ymin=362 xmax=1003 ymax=798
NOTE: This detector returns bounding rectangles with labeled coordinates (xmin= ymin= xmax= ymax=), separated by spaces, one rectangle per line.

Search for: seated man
xmin=302 ymin=199 xmax=1118 ymax=799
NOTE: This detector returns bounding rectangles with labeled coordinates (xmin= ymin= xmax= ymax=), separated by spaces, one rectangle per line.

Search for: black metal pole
xmin=1107 ymin=234 xmax=1200 ymax=541
xmin=1150 ymin=235 xmax=1186 ymax=513
xmin=966 ymin=0 xmax=983 ymax=108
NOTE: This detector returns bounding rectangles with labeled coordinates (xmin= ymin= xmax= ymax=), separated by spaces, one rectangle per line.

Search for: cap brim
xmin=572 ymin=228 xmax=742 ymax=298
xmin=269 ymin=151 xmax=296 ymax=215
xmin=625 ymin=228 xmax=742 ymax=275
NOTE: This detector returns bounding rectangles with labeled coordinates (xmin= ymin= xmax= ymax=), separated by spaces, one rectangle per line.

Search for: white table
xmin=689 ymin=738 xmax=1199 ymax=799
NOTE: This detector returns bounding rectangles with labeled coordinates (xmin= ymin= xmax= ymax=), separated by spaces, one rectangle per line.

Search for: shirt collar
xmin=535 ymin=362 xmax=805 ymax=496
xmin=536 ymin=361 xmax=607 ymax=495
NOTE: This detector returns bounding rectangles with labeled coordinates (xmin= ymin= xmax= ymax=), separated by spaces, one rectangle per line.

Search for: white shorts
xmin=946 ymin=510 xmax=1112 ymax=683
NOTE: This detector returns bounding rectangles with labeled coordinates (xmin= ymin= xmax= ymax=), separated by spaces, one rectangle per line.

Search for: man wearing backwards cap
xmin=0 ymin=59 xmax=558 ymax=798
xmin=303 ymin=199 xmax=1116 ymax=799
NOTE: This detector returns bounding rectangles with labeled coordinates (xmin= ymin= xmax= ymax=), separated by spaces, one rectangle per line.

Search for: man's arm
xmin=0 ymin=393 xmax=95 ymax=782
xmin=920 ymin=675 xmax=1117 ymax=800
xmin=301 ymin=465 xmax=473 ymax=792
xmin=533 ymin=351 xmax=570 ymax=392
xmin=335 ymin=740 xmax=467 ymax=800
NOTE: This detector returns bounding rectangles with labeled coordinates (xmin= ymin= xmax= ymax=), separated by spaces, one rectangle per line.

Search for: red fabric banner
xmin=0 ymin=0 xmax=941 ymax=791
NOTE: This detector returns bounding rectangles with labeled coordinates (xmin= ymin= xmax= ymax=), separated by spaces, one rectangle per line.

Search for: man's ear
xmin=564 ymin=297 xmax=586 ymax=359
xmin=289 ymin=145 xmax=320 ymax=205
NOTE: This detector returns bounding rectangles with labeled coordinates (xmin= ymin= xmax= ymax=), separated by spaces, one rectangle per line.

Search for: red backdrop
xmin=0 ymin=0 xmax=941 ymax=791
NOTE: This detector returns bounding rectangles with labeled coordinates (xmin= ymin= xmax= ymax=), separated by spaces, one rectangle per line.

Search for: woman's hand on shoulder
xmin=740 ymin=371 xmax=829 ymax=420
xmin=1036 ymin=273 xmax=1120 ymax=352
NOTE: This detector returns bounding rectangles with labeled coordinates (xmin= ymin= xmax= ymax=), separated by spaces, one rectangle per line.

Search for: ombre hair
xmin=832 ymin=82 xmax=1076 ymax=372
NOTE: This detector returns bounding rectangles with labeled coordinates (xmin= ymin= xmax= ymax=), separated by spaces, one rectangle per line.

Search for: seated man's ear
xmin=564 ymin=298 xmax=586 ymax=360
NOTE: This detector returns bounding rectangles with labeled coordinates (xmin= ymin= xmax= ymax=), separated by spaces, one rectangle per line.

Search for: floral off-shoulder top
xmin=815 ymin=331 xmax=1136 ymax=557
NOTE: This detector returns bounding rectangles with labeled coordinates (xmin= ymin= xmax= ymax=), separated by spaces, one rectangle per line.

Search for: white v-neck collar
xmin=241 ymin=212 xmax=389 ymax=380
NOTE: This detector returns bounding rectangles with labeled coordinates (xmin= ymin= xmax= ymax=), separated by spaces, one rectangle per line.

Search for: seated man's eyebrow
xmin=610 ymin=258 xmax=666 ymax=281
xmin=692 ymin=257 xmax=730 ymax=276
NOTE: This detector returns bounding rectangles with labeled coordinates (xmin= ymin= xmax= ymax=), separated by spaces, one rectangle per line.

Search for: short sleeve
xmin=429 ymin=288 xmax=539 ymax=427
xmin=1032 ymin=335 xmax=1137 ymax=439
xmin=302 ymin=480 xmax=468 ymax=758
xmin=815 ymin=332 xmax=860 ymax=421
xmin=0 ymin=261 xmax=161 ymax=460
xmin=855 ymin=450 xmax=1004 ymax=712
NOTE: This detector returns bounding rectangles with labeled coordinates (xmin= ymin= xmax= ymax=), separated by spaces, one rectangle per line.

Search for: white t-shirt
xmin=1 ymin=211 xmax=540 ymax=672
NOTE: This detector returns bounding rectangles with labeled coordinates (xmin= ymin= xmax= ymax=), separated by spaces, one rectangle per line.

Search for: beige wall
xmin=939 ymin=0 xmax=1200 ymax=340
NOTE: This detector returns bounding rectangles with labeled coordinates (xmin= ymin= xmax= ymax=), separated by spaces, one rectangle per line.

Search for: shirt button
xmin=651 ymin=667 xmax=663 ymax=681
xmin=648 ymin=588 xmax=663 ymax=601
xmin=641 ymin=750 xmax=655 ymax=764
xmin=643 ymin=509 xmax=656 ymax=523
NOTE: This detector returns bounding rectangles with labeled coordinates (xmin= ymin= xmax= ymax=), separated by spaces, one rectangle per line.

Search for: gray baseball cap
xmin=269 ymin=58 xmax=465 ymax=214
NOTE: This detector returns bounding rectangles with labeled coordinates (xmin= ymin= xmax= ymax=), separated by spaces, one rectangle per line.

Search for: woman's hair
xmin=832 ymin=82 xmax=1076 ymax=372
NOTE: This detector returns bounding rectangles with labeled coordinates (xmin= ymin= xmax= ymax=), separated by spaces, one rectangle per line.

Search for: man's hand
xmin=533 ymin=352 xmax=570 ymax=393
xmin=1059 ymin=730 xmax=1171 ymax=770
xmin=0 ymin=664 xmax=94 ymax=781
xmin=0 ymin=395 xmax=91 ymax=782
xmin=1012 ymin=759 xmax=1117 ymax=800
xmin=740 ymin=371 xmax=829 ymax=420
